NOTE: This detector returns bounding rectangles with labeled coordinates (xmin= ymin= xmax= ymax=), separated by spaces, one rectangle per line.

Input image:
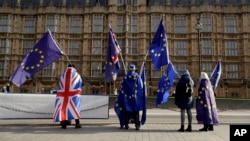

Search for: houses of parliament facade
xmin=0 ymin=0 xmax=250 ymax=98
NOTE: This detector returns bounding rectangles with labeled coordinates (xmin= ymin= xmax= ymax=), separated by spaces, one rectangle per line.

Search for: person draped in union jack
xmin=53 ymin=64 xmax=83 ymax=129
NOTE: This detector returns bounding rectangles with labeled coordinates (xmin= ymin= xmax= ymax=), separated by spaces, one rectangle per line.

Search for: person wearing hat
xmin=175 ymin=69 xmax=194 ymax=132
xmin=114 ymin=64 xmax=144 ymax=130
xmin=53 ymin=64 xmax=83 ymax=129
xmin=196 ymin=72 xmax=219 ymax=131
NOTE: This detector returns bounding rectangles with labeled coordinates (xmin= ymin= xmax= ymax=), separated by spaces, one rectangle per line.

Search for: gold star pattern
xmin=21 ymin=48 xmax=45 ymax=71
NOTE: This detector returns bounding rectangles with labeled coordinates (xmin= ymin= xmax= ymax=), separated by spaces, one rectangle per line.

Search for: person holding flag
xmin=114 ymin=64 xmax=145 ymax=130
xmin=175 ymin=69 xmax=194 ymax=132
xmin=53 ymin=64 xmax=83 ymax=129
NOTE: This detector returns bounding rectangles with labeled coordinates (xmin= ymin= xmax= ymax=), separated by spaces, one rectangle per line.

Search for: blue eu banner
xmin=230 ymin=125 xmax=250 ymax=141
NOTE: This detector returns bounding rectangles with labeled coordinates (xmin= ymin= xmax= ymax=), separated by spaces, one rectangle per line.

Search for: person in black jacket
xmin=175 ymin=69 xmax=194 ymax=132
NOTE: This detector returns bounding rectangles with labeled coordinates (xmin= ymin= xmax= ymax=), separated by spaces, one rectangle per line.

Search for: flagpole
xmin=140 ymin=51 xmax=148 ymax=75
xmin=118 ymin=48 xmax=127 ymax=74
xmin=52 ymin=32 xmax=89 ymax=83
xmin=50 ymin=31 xmax=72 ymax=65
xmin=109 ymin=24 xmax=127 ymax=74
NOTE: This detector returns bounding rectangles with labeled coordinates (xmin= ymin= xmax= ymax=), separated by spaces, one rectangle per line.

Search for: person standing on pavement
xmin=196 ymin=72 xmax=219 ymax=131
xmin=175 ymin=69 xmax=194 ymax=132
xmin=53 ymin=64 xmax=83 ymax=129
xmin=114 ymin=64 xmax=144 ymax=130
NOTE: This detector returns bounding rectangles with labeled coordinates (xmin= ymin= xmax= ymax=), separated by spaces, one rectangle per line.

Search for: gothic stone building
xmin=0 ymin=0 xmax=250 ymax=98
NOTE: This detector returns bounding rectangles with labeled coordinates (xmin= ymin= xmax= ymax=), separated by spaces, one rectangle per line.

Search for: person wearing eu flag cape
xmin=196 ymin=72 xmax=219 ymax=131
xmin=175 ymin=69 xmax=194 ymax=132
xmin=114 ymin=64 xmax=144 ymax=130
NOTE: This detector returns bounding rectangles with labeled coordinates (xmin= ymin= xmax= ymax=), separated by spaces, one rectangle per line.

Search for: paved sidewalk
xmin=0 ymin=109 xmax=249 ymax=141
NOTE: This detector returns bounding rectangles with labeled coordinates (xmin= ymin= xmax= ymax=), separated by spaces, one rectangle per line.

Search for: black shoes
xmin=61 ymin=120 xmax=81 ymax=129
xmin=75 ymin=119 xmax=81 ymax=129
xmin=135 ymin=125 xmax=140 ymax=130
xmin=199 ymin=124 xmax=214 ymax=131
xmin=199 ymin=124 xmax=208 ymax=131
xmin=75 ymin=124 xmax=82 ymax=129
xmin=185 ymin=125 xmax=192 ymax=132
xmin=123 ymin=124 xmax=140 ymax=130
xmin=199 ymin=127 xmax=208 ymax=131
xmin=208 ymin=125 xmax=214 ymax=131
xmin=178 ymin=125 xmax=192 ymax=132
xmin=61 ymin=121 xmax=67 ymax=129
xmin=61 ymin=125 xmax=67 ymax=129
xmin=125 ymin=125 xmax=129 ymax=129
xmin=178 ymin=125 xmax=184 ymax=132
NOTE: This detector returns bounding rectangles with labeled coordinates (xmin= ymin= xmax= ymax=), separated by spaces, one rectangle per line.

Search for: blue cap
xmin=181 ymin=69 xmax=190 ymax=76
xmin=129 ymin=64 xmax=136 ymax=71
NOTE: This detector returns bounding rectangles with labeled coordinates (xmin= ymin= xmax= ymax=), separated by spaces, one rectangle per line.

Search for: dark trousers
xmin=124 ymin=111 xmax=140 ymax=127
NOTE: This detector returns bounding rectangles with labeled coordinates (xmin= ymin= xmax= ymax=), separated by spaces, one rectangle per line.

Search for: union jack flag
xmin=104 ymin=28 xmax=121 ymax=82
xmin=111 ymin=29 xmax=121 ymax=63
xmin=53 ymin=67 xmax=83 ymax=122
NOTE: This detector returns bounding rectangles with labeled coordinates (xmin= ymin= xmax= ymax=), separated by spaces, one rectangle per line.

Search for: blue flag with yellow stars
xmin=114 ymin=68 xmax=144 ymax=128
xmin=211 ymin=60 xmax=222 ymax=91
xmin=9 ymin=30 xmax=64 ymax=87
xmin=114 ymin=90 xmax=126 ymax=128
xmin=140 ymin=65 xmax=147 ymax=125
xmin=156 ymin=62 xmax=178 ymax=106
xmin=149 ymin=19 xmax=170 ymax=70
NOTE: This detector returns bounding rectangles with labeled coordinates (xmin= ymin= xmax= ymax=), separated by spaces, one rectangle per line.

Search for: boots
xmin=185 ymin=125 xmax=192 ymax=132
xmin=178 ymin=125 xmax=184 ymax=132
xmin=61 ymin=120 xmax=67 ymax=129
xmin=75 ymin=119 xmax=82 ymax=129
xmin=135 ymin=124 xmax=140 ymax=130
xmin=208 ymin=124 xmax=214 ymax=131
xmin=125 ymin=125 xmax=129 ymax=129
xmin=199 ymin=124 xmax=208 ymax=131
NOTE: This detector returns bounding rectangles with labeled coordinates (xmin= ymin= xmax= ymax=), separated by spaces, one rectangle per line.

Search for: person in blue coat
xmin=114 ymin=64 xmax=144 ymax=130
xmin=175 ymin=69 xmax=194 ymax=132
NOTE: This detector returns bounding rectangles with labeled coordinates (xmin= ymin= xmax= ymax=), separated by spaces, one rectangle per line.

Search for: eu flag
xmin=114 ymin=92 xmax=125 ymax=128
xmin=104 ymin=28 xmax=121 ymax=82
xmin=156 ymin=62 xmax=178 ymax=106
xmin=211 ymin=60 xmax=222 ymax=91
xmin=9 ymin=30 xmax=64 ymax=87
xmin=140 ymin=65 xmax=147 ymax=125
xmin=149 ymin=19 xmax=170 ymax=70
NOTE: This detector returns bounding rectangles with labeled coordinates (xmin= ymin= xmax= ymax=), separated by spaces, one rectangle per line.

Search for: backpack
xmin=185 ymin=82 xmax=193 ymax=97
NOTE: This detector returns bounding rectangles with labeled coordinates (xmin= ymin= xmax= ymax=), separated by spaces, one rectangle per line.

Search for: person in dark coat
xmin=114 ymin=64 xmax=144 ymax=130
xmin=196 ymin=72 xmax=219 ymax=131
xmin=175 ymin=69 xmax=194 ymax=132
